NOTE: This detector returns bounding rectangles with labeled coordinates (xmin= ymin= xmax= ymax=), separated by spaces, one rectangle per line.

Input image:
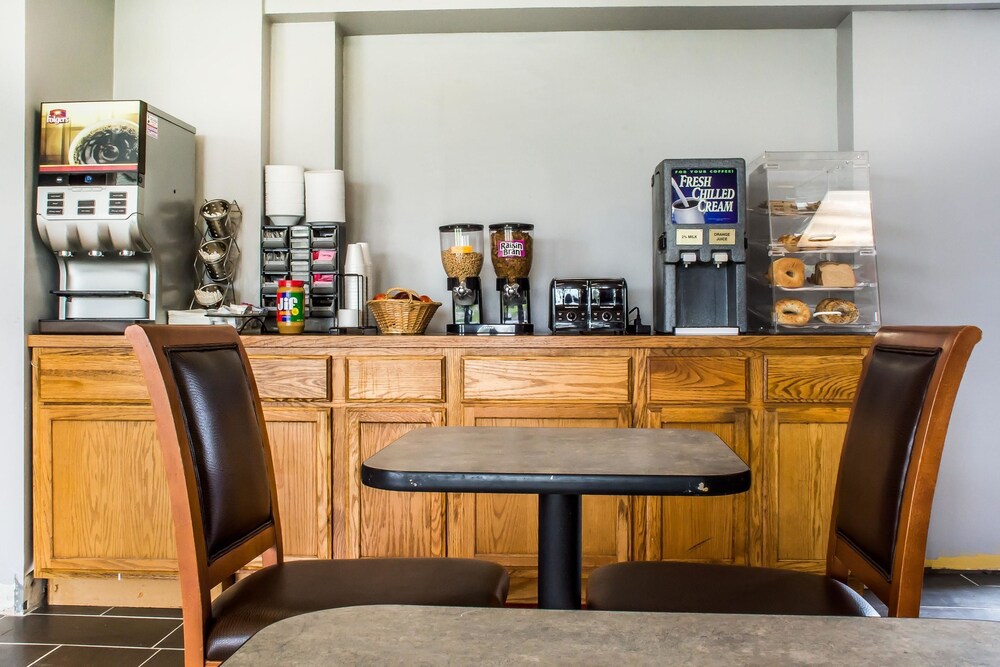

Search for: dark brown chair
xmin=588 ymin=325 xmax=982 ymax=618
xmin=126 ymin=324 xmax=509 ymax=666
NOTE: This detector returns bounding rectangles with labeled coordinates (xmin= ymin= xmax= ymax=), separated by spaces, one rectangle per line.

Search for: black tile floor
xmin=1 ymin=571 xmax=998 ymax=666
xmin=0 ymin=606 xmax=182 ymax=667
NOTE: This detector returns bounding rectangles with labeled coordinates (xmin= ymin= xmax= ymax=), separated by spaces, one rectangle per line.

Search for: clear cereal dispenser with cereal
xmin=440 ymin=224 xmax=485 ymax=333
xmin=489 ymin=222 xmax=534 ymax=334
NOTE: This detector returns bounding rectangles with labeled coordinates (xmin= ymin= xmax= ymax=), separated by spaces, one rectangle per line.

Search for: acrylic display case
xmin=747 ymin=151 xmax=880 ymax=334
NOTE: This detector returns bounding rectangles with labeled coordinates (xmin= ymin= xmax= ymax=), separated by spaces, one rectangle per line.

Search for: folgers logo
xmin=46 ymin=109 xmax=69 ymax=124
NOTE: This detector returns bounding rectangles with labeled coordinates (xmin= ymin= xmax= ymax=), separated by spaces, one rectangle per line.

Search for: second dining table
xmin=361 ymin=426 xmax=750 ymax=609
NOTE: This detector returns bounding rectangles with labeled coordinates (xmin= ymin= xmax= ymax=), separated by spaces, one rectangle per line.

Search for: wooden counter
xmin=29 ymin=333 xmax=871 ymax=606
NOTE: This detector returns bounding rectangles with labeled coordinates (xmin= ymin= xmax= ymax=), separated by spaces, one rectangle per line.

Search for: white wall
xmin=113 ymin=0 xmax=268 ymax=303
xmin=270 ymin=22 xmax=341 ymax=170
xmin=342 ymin=30 xmax=839 ymax=329
xmin=0 ymin=0 xmax=28 ymax=615
xmin=849 ymin=10 xmax=1000 ymax=560
xmin=1 ymin=0 xmax=116 ymax=614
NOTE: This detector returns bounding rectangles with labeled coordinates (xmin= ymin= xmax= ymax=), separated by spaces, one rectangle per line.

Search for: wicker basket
xmin=367 ymin=287 xmax=441 ymax=334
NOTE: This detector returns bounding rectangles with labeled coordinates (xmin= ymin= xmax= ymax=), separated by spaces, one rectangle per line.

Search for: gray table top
xmin=223 ymin=604 xmax=1000 ymax=666
xmin=362 ymin=427 xmax=750 ymax=495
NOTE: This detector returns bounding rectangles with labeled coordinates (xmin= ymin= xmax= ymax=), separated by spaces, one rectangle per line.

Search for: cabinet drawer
xmin=36 ymin=350 xmax=147 ymax=403
xmin=648 ymin=357 xmax=748 ymax=403
xmin=347 ymin=357 xmax=444 ymax=402
xmin=765 ymin=355 xmax=863 ymax=403
xmin=36 ymin=349 xmax=330 ymax=403
xmin=463 ymin=356 xmax=630 ymax=402
xmin=250 ymin=355 xmax=330 ymax=401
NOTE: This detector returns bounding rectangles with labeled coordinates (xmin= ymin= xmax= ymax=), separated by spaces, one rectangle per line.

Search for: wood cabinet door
xmin=34 ymin=405 xmax=332 ymax=576
xmin=455 ymin=405 xmax=631 ymax=605
xmin=644 ymin=406 xmax=752 ymax=565
xmin=343 ymin=408 xmax=447 ymax=559
xmin=263 ymin=407 xmax=332 ymax=561
xmin=763 ymin=406 xmax=851 ymax=572
xmin=34 ymin=405 xmax=176 ymax=577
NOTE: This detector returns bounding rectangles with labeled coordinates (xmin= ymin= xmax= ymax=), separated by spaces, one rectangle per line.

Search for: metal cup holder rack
xmin=192 ymin=199 xmax=242 ymax=309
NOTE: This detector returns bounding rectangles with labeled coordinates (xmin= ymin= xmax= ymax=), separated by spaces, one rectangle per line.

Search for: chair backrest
xmin=125 ymin=324 xmax=284 ymax=662
xmin=826 ymin=325 xmax=982 ymax=617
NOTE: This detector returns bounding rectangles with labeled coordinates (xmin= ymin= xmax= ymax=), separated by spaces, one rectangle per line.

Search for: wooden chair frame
xmin=825 ymin=325 xmax=982 ymax=617
xmin=126 ymin=324 xmax=284 ymax=666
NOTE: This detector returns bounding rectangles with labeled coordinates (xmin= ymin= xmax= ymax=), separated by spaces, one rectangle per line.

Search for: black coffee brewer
xmin=652 ymin=159 xmax=747 ymax=334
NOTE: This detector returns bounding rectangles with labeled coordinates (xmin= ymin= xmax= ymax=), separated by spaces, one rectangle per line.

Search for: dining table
xmin=222 ymin=604 xmax=1000 ymax=666
xmin=361 ymin=426 xmax=750 ymax=609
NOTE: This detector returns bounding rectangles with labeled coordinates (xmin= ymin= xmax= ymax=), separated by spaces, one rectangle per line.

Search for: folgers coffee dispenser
xmin=35 ymin=100 xmax=196 ymax=332
xmin=652 ymin=158 xmax=747 ymax=334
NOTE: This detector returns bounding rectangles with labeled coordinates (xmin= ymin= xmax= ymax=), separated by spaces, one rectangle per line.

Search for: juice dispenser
xmin=440 ymin=224 xmax=485 ymax=334
xmin=652 ymin=159 xmax=747 ymax=334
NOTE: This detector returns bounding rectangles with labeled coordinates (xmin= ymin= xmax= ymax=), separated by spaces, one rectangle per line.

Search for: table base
xmin=537 ymin=493 xmax=581 ymax=610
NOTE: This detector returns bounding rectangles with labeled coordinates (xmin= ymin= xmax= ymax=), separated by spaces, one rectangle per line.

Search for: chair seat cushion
xmin=586 ymin=561 xmax=878 ymax=617
xmin=206 ymin=558 xmax=509 ymax=661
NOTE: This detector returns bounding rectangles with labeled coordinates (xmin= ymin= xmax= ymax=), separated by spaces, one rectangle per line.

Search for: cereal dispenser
xmin=439 ymin=224 xmax=485 ymax=334
xmin=489 ymin=223 xmax=534 ymax=335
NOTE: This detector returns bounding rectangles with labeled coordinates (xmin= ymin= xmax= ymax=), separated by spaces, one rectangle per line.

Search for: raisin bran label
xmin=497 ymin=240 xmax=525 ymax=258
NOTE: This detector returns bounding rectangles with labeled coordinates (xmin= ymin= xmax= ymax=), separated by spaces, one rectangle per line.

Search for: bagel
xmin=815 ymin=298 xmax=860 ymax=325
xmin=776 ymin=234 xmax=801 ymax=252
xmin=774 ymin=298 xmax=811 ymax=326
xmin=769 ymin=257 xmax=806 ymax=288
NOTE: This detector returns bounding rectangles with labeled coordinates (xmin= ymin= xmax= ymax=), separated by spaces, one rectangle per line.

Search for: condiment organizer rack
xmin=260 ymin=223 xmax=346 ymax=332
xmin=192 ymin=199 xmax=241 ymax=309
xmin=746 ymin=152 xmax=881 ymax=334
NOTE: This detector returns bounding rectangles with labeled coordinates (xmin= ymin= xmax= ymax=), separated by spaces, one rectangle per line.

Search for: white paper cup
xmin=337 ymin=308 xmax=360 ymax=328
xmin=343 ymin=275 xmax=362 ymax=309
xmin=344 ymin=244 xmax=365 ymax=275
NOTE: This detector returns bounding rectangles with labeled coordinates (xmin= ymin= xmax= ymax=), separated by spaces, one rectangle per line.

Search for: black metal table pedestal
xmin=537 ymin=493 xmax=582 ymax=610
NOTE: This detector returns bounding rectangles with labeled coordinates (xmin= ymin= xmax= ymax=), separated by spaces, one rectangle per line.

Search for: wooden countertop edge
xmin=27 ymin=333 xmax=873 ymax=350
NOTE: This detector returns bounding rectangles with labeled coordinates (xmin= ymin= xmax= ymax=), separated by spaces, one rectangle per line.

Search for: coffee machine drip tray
xmin=446 ymin=323 xmax=534 ymax=336
xmin=39 ymin=318 xmax=151 ymax=334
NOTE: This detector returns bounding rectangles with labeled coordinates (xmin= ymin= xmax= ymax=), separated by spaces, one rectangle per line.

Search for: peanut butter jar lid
xmin=278 ymin=279 xmax=305 ymax=287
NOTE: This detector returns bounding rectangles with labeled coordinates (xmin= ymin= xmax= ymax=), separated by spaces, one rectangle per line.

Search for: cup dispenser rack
xmin=192 ymin=199 xmax=241 ymax=309
xmin=259 ymin=223 xmax=369 ymax=333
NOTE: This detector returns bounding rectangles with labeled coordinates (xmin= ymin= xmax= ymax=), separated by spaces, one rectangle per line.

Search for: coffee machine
xmin=652 ymin=158 xmax=747 ymax=334
xmin=35 ymin=100 xmax=196 ymax=332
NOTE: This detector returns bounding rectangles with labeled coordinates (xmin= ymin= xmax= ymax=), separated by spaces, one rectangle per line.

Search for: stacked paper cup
xmin=304 ymin=170 xmax=346 ymax=224
xmin=340 ymin=243 xmax=368 ymax=328
xmin=264 ymin=165 xmax=305 ymax=226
